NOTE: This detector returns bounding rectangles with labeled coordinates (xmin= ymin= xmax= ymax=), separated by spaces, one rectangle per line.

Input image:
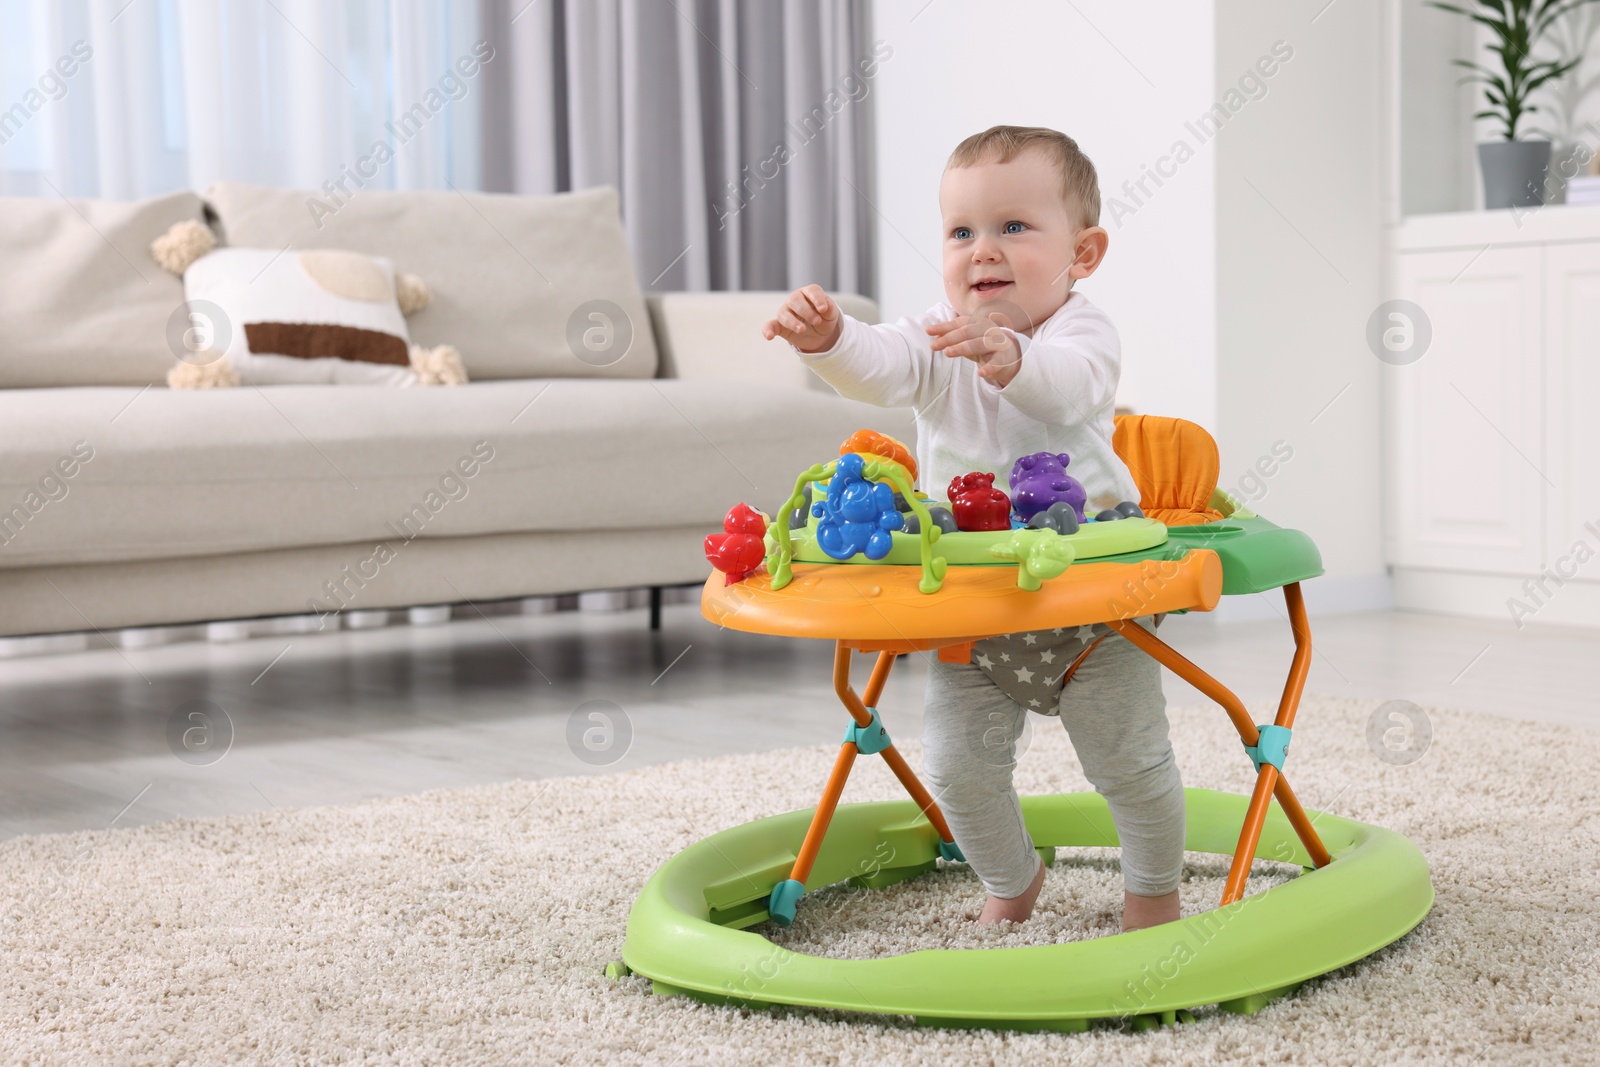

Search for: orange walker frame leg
xmin=769 ymin=582 xmax=1332 ymax=924
xmin=1108 ymin=582 xmax=1331 ymax=904
xmin=785 ymin=645 xmax=957 ymax=891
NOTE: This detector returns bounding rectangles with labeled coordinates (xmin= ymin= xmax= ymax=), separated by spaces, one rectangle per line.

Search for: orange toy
xmin=839 ymin=429 xmax=917 ymax=482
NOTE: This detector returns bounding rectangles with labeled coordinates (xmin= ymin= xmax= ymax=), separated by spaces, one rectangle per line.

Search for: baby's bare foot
xmin=1122 ymin=888 xmax=1180 ymax=932
xmin=977 ymin=854 xmax=1047 ymax=925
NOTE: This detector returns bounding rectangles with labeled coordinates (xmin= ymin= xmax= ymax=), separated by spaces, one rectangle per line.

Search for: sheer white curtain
xmin=0 ymin=0 xmax=485 ymax=198
xmin=0 ymin=0 xmax=878 ymax=297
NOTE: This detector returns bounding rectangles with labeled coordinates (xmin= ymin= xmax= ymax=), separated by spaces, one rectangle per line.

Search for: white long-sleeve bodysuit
xmin=791 ymin=289 xmax=1139 ymax=511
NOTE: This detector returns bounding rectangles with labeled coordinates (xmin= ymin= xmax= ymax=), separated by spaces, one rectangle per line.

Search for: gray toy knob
xmin=927 ymin=506 xmax=958 ymax=533
xmin=1046 ymin=501 xmax=1080 ymax=533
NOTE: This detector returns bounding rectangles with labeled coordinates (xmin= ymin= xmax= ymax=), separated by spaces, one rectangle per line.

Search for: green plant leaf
xmin=1431 ymin=0 xmax=1600 ymax=142
xmin=1533 ymin=0 xmax=1599 ymax=38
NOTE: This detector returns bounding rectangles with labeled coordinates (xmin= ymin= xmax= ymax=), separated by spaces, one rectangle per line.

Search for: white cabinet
xmin=1544 ymin=244 xmax=1600 ymax=578
xmin=1388 ymin=206 xmax=1600 ymax=624
xmin=1389 ymin=245 xmax=1543 ymax=574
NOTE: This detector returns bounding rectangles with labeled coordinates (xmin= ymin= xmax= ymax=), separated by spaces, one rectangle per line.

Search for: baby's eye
xmin=952 ymin=227 xmax=973 ymax=240
xmin=1004 ymin=221 xmax=1027 ymax=234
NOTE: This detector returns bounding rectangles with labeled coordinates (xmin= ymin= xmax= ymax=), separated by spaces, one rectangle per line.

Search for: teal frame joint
xmin=1243 ymin=724 xmax=1292 ymax=773
xmin=938 ymin=839 xmax=965 ymax=863
xmin=768 ymin=878 xmax=805 ymax=927
xmin=844 ymin=707 xmax=891 ymax=755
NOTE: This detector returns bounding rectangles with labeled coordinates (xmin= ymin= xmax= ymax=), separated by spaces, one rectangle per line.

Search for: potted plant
xmin=1428 ymin=0 xmax=1599 ymax=209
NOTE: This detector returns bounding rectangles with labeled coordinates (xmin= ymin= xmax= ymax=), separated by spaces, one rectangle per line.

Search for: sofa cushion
xmin=647 ymin=291 xmax=879 ymax=392
xmin=0 ymin=381 xmax=916 ymax=570
xmin=203 ymin=183 xmax=657 ymax=381
xmin=0 ymin=190 xmax=205 ymax=388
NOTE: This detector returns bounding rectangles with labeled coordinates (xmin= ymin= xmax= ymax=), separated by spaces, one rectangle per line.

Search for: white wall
xmin=870 ymin=0 xmax=1393 ymax=616
xmin=1215 ymin=1 xmax=1389 ymax=612
xmin=1400 ymin=0 xmax=1476 ymax=216
xmin=868 ymin=0 xmax=1217 ymax=428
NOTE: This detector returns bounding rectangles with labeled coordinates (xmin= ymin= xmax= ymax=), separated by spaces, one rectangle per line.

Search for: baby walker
xmin=611 ymin=417 xmax=1433 ymax=1031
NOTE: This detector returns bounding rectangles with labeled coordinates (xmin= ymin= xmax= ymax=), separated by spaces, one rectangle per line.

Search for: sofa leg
xmin=649 ymin=586 xmax=662 ymax=631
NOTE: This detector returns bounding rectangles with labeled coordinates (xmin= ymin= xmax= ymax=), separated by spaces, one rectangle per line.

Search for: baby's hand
xmin=763 ymin=284 xmax=842 ymax=354
xmin=927 ymin=311 xmax=1023 ymax=387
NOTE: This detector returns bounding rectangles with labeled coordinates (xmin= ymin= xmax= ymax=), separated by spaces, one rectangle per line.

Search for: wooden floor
xmin=0 ymin=597 xmax=1593 ymax=839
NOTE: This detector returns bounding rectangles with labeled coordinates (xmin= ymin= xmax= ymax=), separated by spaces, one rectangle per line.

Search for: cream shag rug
xmin=3 ymin=694 xmax=1597 ymax=1067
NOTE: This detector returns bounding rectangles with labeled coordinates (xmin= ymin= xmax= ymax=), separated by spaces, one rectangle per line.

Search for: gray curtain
xmin=479 ymin=0 xmax=877 ymax=299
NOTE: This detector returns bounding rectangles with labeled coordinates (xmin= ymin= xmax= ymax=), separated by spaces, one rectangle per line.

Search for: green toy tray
xmin=788 ymin=515 xmax=1167 ymax=565
xmin=782 ymin=480 xmax=1323 ymax=598
xmin=1096 ymin=515 xmax=1325 ymax=597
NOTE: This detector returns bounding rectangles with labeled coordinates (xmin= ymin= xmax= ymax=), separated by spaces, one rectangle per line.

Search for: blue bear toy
xmin=812 ymin=452 xmax=904 ymax=561
xmin=1009 ymin=451 xmax=1088 ymax=524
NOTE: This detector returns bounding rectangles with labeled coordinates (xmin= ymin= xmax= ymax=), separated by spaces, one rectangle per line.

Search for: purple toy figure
xmin=1009 ymin=451 xmax=1088 ymax=523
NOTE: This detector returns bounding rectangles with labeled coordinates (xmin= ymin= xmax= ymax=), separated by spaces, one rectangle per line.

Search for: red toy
xmin=947 ymin=472 xmax=1012 ymax=532
xmin=705 ymin=503 xmax=768 ymax=585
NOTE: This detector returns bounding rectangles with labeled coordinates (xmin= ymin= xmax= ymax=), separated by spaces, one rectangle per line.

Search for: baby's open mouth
xmin=973 ymin=279 xmax=1010 ymax=293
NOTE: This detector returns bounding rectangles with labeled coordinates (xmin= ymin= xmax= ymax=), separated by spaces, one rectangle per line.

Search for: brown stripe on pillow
xmin=244 ymin=322 xmax=410 ymax=366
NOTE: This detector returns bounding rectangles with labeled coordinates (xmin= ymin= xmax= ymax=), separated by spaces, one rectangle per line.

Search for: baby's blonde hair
xmin=945 ymin=125 xmax=1101 ymax=230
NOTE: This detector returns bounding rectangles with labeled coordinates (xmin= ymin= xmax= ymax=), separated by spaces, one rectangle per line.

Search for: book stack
xmin=1568 ymin=175 xmax=1600 ymax=206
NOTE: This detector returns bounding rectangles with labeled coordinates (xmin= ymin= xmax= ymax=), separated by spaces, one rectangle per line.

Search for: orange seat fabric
xmin=1111 ymin=414 xmax=1225 ymax=527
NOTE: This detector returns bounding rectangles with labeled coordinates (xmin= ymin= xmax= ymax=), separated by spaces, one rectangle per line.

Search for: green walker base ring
xmin=621 ymin=788 xmax=1433 ymax=1031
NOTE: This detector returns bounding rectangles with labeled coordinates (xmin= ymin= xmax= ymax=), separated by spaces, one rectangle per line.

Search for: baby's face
xmin=939 ymin=148 xmax=1085 ymax=335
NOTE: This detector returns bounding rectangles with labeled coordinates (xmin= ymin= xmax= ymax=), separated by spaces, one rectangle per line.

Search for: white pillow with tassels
xmin=149 ymin=221 xmax=466 ymax=389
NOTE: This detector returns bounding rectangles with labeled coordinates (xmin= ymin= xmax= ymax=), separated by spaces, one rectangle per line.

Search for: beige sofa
xmin=0 ymin=185 xmax=911 ymax=638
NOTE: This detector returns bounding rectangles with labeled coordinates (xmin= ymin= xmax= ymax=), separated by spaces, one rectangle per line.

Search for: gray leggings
xmin=920 ymin=615 xmax=1185 ymax=899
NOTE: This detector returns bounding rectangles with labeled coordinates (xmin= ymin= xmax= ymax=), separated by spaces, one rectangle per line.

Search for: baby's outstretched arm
xmin=762 ymin=284 xmax=842 ymax=353
xmin=767 ymin=286 xmax=955 ymax=410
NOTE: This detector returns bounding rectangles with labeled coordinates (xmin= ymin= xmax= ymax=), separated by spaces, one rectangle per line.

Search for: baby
xmin=761 ymin=125 xmax=1183 ymax=933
